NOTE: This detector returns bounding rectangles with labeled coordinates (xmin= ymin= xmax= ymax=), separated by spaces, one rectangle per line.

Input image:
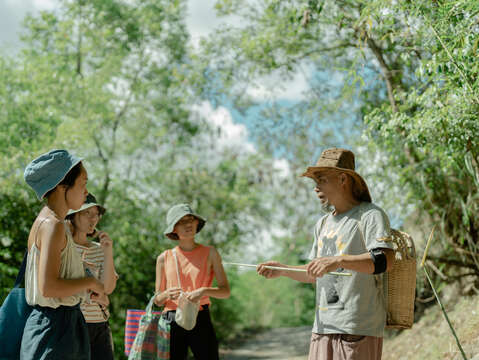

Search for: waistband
xmin=165 ymin=304 xmax=209 ymax=314
xmin=32 ymin=303 xmax=81 ymax=311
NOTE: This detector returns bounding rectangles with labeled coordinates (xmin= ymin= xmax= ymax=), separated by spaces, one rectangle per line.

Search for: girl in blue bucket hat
xmin=154 ymin=203 xmax=231 ymax=360
xmin=21 ymin=149 xmax=104 ymax=360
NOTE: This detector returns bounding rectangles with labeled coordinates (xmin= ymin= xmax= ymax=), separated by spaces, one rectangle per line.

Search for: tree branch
xmin=93 ymin=135 xmax=110 ymax=204
xmin=76 ymin=0 xmax=83 ymax=77
xmin=96 ymin=49 xmax=145 ymax=204
xmin=427 ymin=255 xmax=479 ymax=273
xmin=365 ymin=35 xmax=398 ymax=112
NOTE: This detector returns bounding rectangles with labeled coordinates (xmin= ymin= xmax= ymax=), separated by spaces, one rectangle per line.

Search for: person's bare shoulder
xmin=156 ymin=251 xmax=168 ymax=265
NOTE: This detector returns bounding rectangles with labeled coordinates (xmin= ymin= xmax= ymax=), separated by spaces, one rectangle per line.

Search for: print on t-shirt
xmin=317 ymin=228 xmax=345 ymax=311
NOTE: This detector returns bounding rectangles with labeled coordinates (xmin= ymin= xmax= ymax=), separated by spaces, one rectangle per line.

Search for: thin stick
xmin=420 ymin=225 xmax=436 ymax=268
xmin=223 ymin=262 xmax=352 ymax=276
xmin=423 ymin=267 xmax=467 ymax=360
xmin=420 ymin=226 xmax=468 ymax=360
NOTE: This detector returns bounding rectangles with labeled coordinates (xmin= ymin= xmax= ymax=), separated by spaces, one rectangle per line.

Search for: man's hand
xmin=257 ymin=261 xmax=284 ymax=279
xmin=307 ymin=256 xmax=341 ymax=278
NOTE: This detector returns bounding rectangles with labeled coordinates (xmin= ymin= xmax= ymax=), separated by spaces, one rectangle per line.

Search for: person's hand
xmin=165 ymin=287 xmax=182 ymax=301
xmin=91 ymin=292 xmax=110 ymax=307
xmin=307 ymin=257 xmax=340 ymax=278
xmin=257 ymin=261 xmax=284 ymax=279
xmin=95 ymin=231 xmax=113 ymax=253
xmin=186 ymin=288 xmax=204 ymax=303
xmin=88 ymin=277 xmax=105 ymax=296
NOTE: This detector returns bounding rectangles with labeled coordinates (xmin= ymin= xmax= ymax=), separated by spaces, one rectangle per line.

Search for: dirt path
xmin=220 ymin=326 xmax=311 ymax=360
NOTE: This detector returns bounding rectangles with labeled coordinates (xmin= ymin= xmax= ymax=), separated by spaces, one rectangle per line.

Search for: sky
xmin=0 ymin=0 xmax=309 ymax=150
xmin=0 ymin=0 xmax=312 ymax=168
xmin=0 ymin=0 xmax=309 ymax=101
xmin=0 ymin=0 xmax=317 ymax=172
xmin=0 ymin=0 xmax=309 ymax=258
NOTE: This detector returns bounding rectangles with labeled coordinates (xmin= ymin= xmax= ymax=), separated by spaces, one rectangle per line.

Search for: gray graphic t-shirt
xmin=308 ymin=202 xmax=394 ymax=337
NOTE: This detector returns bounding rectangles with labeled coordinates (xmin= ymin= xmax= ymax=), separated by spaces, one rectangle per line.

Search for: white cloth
xmin=75 ymin=241 xmax=110 ymax=322
xmin=25 ymin=221 xmax=86 ymax=308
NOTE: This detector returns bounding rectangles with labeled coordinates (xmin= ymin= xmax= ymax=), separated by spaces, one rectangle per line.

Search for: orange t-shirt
xmin=163 ymin=244 xmax=214 ymax=311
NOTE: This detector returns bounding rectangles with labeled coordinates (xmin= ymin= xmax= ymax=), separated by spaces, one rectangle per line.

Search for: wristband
xmin=370 ymin=248 xmax=387 ymax=274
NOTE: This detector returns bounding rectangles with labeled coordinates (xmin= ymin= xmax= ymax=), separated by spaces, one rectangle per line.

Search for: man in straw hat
xmin=258 ymin=148 xmax=395 ymax=360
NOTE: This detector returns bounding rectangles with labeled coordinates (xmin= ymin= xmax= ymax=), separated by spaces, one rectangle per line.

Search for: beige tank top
xmin=25 ymin=219 xmax=87 ymax=308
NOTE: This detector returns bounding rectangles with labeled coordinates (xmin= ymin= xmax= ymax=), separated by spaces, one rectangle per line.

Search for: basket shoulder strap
xmin=390 ymin=228 xmax=417 ymax=260
xmin=357 ymin=208 xmax=397 ymax=249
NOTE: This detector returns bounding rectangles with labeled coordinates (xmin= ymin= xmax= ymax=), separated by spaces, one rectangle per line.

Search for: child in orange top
xmin=154 ymin=204 xmax=230 ymax=360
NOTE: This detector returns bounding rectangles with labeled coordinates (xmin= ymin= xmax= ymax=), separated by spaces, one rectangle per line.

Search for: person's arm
xmin=97 ymin=231 xmax=118 ymax=295
xmin=257 ymin=261 xmax=316 ymax=283
xmin=154 ymin=252 xmax=181 ymax=306
xmin=306 ymin=248 xmax=395 ymax=277
xmin=186 ymin=247 xmax=231 ymax=302
xmin=38 ymin=220 xmax=104 ymax=298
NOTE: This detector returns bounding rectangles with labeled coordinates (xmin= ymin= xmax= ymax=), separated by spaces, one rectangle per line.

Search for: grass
xmin=383 ymin=292 xmax=479 ymax=360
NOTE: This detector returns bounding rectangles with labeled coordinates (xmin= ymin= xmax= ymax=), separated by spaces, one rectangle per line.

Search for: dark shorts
xmin=163 ymin=306 xmax=219 ymax=360
xmin=87 ymin=321 xmax=114 ymax=360
xmin=20 ymin=304 xmax=90 ymax=360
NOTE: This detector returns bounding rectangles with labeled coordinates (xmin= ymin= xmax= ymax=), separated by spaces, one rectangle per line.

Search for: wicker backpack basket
xmin=385 ymin=229 xmax=416 ymax=329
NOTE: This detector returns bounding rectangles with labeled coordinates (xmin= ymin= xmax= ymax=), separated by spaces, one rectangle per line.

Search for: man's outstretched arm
xmin=257 ymin=261 xmax=315 ymax=283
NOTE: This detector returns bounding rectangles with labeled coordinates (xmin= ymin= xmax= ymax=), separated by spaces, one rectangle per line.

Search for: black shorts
xmin=87 ymin=321 xmax=114 ymax=360
xmin=163 ymin=306 xmax=219 ymax=360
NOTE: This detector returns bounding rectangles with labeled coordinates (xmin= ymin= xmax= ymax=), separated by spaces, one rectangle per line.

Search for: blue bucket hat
xmin=24 ymin=149 xmax=82 ymax=200
xmin=164 ymin=203 xmax=206 ymax=240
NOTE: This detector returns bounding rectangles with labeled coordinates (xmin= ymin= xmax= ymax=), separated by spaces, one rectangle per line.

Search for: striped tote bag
xmin=125 ymin=293 xmax=170 ymax=359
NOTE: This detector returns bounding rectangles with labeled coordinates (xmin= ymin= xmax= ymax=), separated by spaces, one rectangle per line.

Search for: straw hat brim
xmin=301 ymin=166 xmax=372 ymax=202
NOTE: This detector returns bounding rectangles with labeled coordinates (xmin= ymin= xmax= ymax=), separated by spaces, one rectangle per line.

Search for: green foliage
xmin=363 ymin=0 xmax=479 ymax=288
xmin=0 ymin=0 xmax=277 ymax=356
xmin=0 ymin=193 xmax=42 ymax=300
xmin=8 ymin=0 xmax=479 ymax=354
xmin=202 ymin=0 xmax=479 ymax=317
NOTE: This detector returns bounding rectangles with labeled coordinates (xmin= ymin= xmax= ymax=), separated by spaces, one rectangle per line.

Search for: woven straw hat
xmin=301 ymin=148 xmax=372 ymax=202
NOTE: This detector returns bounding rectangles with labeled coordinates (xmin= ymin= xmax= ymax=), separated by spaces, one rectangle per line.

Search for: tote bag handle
xmin=172 ymin=248 xmax=182 ymax=291
xmin=14 ymin=251 xmax=28 ymax=288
